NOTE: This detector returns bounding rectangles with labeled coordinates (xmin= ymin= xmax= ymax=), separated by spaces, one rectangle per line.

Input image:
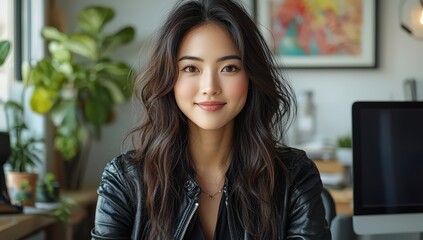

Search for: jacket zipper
xmin=177 ymin=202 xmax=199 ymax=240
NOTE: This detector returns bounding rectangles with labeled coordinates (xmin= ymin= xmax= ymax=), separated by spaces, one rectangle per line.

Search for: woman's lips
xmin=196 ymin=101 xmax=226 ymax=112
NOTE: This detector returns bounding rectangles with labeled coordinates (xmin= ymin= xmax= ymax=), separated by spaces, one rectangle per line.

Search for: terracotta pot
xmin=6 ymin=172 xmax=38 ymax=206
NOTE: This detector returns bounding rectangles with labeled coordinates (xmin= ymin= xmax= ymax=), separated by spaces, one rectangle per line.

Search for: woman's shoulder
xmin=101 ymin=150 xmax=141 ymax=181
xmin=277 ymin=146 xmax=314 ymax=168
xmin=276 ymin=146 xmax=320 ymax=183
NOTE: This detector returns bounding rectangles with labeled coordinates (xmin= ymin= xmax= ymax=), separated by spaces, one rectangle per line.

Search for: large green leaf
xmin=95 ymin=62 xmax=133 ymax=99
xmin=64 ymin=34 xmax=97 ymax=60
xmin=42 ymin=27 xmax=68 ymax=42
xmin=101 ymin=27 xmax=135 ymax=57
xmin=98 ymin=79 xmax=126 ymax=104
xmin=48 ymin=41 xmax=71 ymax=62
xmin=78 ymin=6 xmax=114 ymax=35
xmin=94 ymin=62 xmax=130 ymax=77
xmin=49 ymin=99 xmax=78 ymax=128
xmin=84 ymin=87 xmax=113 ymax=138
xmin=0 ymin=40 xmax=11 ymax=66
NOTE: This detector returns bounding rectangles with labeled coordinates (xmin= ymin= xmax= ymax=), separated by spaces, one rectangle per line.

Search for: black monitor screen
xmin=353 ymin=102 xmax=423 ymax=215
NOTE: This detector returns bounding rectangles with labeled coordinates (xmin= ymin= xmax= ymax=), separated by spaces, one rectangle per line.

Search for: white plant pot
xmin=336 ymin=147 xmax=352 ymax=166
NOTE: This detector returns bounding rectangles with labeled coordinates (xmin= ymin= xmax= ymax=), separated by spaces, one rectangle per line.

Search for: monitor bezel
xmin=352 ymin=101 xmax=423 ymax=216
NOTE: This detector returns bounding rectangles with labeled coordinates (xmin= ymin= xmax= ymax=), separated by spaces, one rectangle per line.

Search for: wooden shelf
xmin=314 ymin=159 xmax=345 ymax=174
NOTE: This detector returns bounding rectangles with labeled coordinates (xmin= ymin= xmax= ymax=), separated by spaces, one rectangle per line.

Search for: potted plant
xmin=24 ymin=6 xmax=135 ymax=189
xmin=3 ymin=100 xmax=43 ymax=207
xmin=36 ymin=172 xmax=60 ymax=204
xmin=1 ymin=40 xmax=42 ymax=207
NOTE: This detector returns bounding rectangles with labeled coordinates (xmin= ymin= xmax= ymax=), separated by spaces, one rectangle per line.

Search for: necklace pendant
xmin=208 ymin=194 xmax=214 ymax=199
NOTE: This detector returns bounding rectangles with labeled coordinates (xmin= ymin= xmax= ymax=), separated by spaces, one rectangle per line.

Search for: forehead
xmin=177 ymin=23 xmax=240 ymax=58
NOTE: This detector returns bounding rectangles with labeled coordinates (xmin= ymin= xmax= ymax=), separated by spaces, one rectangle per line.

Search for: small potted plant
xmin=4 ymin=100 xmax=43 ymax=207
xmin=36 ymin=172 xmax=78 ymax=226
xmin=336 ymin=135 xmax=352 ymax=166
xmin=36 ymin=172 xmax=60 ymax=204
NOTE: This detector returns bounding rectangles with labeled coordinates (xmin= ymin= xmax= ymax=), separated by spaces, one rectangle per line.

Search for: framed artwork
xmin=255 ymin=0 xmax=378 ymax=69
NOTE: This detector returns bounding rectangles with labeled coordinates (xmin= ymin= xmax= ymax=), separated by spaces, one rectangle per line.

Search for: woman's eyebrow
xmin=216 ymin=55 xmax=241 ymax=62
xmin=177 ymin=55 xmax=241 ymax=62
xmin=177 ymin=56 xmax=203 ymax=62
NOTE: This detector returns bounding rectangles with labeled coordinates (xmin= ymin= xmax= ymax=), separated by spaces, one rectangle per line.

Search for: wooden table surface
xmin=314 ymin=159 xmax=353 ymax=216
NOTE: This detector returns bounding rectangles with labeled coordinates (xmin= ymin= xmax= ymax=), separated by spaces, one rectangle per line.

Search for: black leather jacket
xmin=91 ymin=148 xmax=331 ymax=239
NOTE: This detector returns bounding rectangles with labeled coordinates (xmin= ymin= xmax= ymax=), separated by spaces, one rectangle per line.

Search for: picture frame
xmin=255 ymin=0 xmax=378 ymax=69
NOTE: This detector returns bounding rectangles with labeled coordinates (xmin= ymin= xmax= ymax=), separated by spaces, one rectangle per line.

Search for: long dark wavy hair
xmin=131 ymin=0 xmax=296 ymax=238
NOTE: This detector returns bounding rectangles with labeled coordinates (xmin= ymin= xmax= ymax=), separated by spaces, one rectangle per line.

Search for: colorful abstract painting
xmin=256 ymin=0 xmax=377 ymax=68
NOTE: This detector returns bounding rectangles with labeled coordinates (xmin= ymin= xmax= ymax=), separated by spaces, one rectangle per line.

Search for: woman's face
xmin=174 ymin=23 xmax=249 ymax=131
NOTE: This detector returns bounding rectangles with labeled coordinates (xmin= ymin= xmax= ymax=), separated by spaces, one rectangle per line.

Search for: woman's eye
xmin=182 ymin=65 xmax=198 ymax=73
xmin=222 ymin=65 xmax=239 ymax=73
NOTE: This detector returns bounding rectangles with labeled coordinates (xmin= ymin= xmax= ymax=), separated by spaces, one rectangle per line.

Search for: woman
xmin=92 ymin=0 xmax=331 ymax=239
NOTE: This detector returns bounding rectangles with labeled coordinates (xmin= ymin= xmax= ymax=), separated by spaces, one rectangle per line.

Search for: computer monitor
xmin=352 ymin=101 xmax=423 ymax=235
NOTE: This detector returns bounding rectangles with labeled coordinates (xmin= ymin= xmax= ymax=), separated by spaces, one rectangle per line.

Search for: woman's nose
xmin=201 ymin=71 xmax=221 ymax=95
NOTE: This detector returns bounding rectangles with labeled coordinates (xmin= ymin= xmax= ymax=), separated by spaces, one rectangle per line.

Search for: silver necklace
xmin=201 ymin=188 xmax=223 ymax=199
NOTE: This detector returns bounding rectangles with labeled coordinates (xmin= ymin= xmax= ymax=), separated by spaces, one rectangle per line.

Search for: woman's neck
xmin=188 ymin=121 xmax=233 ymax=178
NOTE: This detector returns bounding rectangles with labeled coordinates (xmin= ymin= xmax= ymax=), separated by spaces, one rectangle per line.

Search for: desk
xmin=0 ymin=186 xmax=97 ymax=240
xmin=314 ymin=159 xmax=353 ymax=216
xmin=0 ymin=214 xmax=57 ymax=239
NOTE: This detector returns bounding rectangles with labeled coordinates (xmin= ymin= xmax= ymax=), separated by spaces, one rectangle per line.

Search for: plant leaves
xmin=48 ymin=41 xmax=71 ymax=62
xmin=84 ymin=87 xmax=113 ymax=138
xmin=77 ymin=6 xmax=114 ymax=35
xmin=42 ymin=27 xmax=68 ymax=42
xmin=30 ymin=59 xmax=55 ymax=86
xmin=95 ymin=62 xmax=133 ymax=99
xmin=64 ymin=34 xmax=97 ymax=60
xmin=4 ymin=100 xmax=24 ymax=114
xmin=98 ymin=79 xmax=126 ymax=104
xmin=49 ymin=99 xmax=78 ymax=128
xmin=102 ymin=27 xmax=135 ymax=57
xmin=0 ymin=40 xmax=11 ymax=66
xmin=54 ymin=133 xmax=79 ymax=160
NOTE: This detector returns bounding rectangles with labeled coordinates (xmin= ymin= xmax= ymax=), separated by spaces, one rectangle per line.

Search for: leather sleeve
xmin=91 ymin=156 xmax=135 ymax=240
xmin=286 ymin=151 xmax=332 ymax=240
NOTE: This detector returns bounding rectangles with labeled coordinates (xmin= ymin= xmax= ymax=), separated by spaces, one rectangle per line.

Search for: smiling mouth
xmin=196 ymin=101 xmax=226 ymax=112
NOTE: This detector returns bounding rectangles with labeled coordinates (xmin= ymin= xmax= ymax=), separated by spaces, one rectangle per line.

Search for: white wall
xmin=55 ymin=0 xmax=423 ymax=187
